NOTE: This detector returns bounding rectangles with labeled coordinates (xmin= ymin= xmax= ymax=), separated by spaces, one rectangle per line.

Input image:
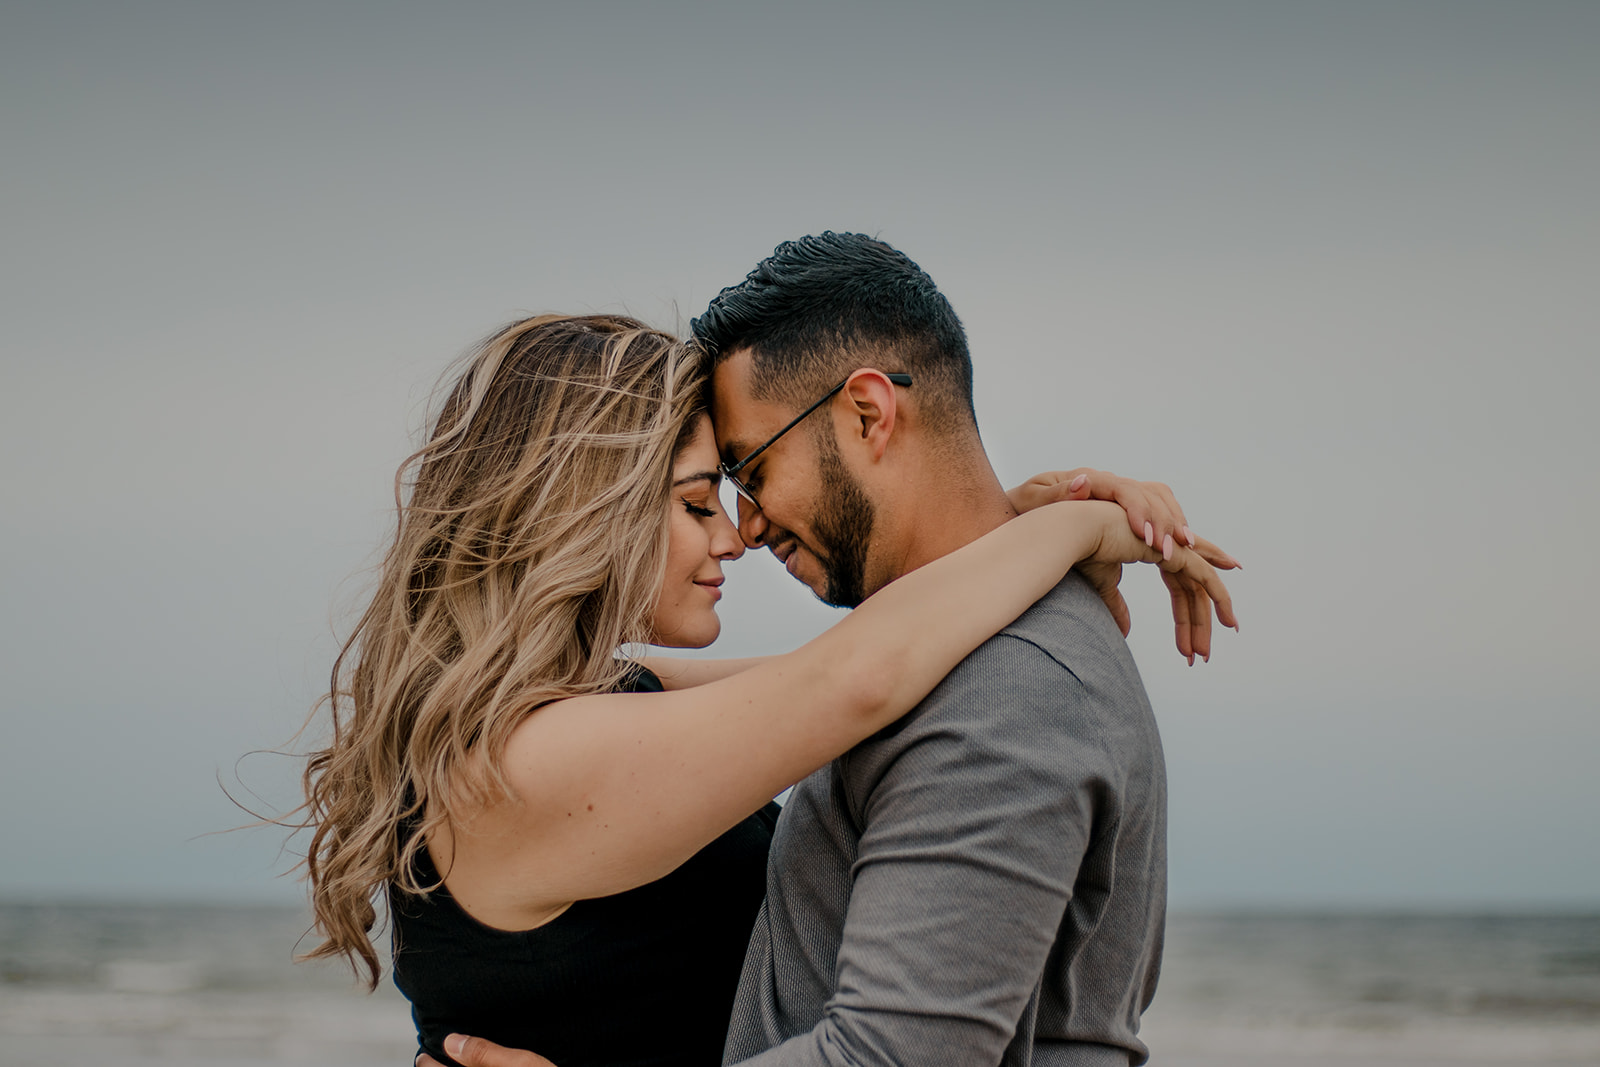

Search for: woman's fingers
xmin=1099 ymin=583 xmax=1134 ymax=639
xmin=1102 ymin=584 xmax=1132 ymax=638
xmin=1090 ymin=514 xmax=1237 ymax=660
xmin=1160 ymin=569 xmax=1195 ymax=661
xmin=1158 ymin=548 xmax=1239 ymax=657
xmin=1138 ymin=480 xmax=1179 ymax=558
xmin=1020 ymin=471 xmax=1234 ymax=591
xmin=1112 ymin=480 xmax=1160 ymax=552
xmin=1018 ymin=469 xmax=1207 ymax=563
xmin=1187 ymin=576 xmax=1213 ymax=662
xmin=1104 ymin=473 xmax=1179 ymax=559
xmin=1041 ymin=468 xmax=1148 ymax=544
xmin=1111 ymin=591 xmax=1132 ymax=637
xmin=1077 ymin=560 xmax=1133 ymax=636
xmin=1150 ymin=481 xmax=1194 ymax=548
xmin=1006 ymin=470 xmax=1091 ymax=512
xmin=1183 ymin=549 xmax=1238 ymax=632
xmin=1190 ymin=534 xmax=1242 ymax=571
xmin=1090 ymin=472 xmax=1158 ymax=550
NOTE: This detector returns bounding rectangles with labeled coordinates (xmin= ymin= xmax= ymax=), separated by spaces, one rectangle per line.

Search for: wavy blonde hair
xmin=298 ymin=314 xmax=706 ymax=987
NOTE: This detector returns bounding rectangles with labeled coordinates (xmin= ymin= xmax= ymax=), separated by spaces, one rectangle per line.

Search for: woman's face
xmin=649 ymin=416 xmax=745 ymax=648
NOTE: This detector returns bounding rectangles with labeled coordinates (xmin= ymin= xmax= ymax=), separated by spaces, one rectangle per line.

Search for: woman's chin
xmin=649 ymin=614 xmax=721 ymax=650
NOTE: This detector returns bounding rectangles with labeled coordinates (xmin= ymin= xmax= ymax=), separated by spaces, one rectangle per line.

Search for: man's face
xmin=710 ymin=349 xmax=876 ymax=608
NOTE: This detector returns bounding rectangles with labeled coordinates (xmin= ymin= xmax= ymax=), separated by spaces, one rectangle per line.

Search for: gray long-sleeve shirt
xmin=723 ymin=572 xmax=1167 ymax=1067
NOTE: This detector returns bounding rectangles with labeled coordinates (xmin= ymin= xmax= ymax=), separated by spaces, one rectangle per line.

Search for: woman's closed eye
xmin=681 ymin=498 xmax=717 ymax=519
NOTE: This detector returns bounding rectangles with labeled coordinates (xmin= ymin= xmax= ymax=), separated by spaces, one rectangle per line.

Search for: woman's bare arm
xmin=634 ymin=655 xmax=775 ymax=690
xmin=436 ymin=501 xmax=1235 ymax=927
xmin=642 ymin=469 xmax=1241 ymax=686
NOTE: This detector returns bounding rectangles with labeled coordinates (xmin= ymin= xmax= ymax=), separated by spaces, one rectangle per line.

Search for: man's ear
xmin=838 ymin=369 xmax=899 ymax=462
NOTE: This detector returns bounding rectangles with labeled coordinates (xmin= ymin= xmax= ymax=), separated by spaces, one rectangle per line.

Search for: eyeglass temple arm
xmin=723 ymin=373 xmax=912 ymax=477
xmin=723 ymin=374 xmax=915 ymax=476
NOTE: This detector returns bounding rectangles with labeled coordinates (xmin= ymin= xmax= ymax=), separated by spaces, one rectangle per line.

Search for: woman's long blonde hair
xmin=299 ymin=314 xmax=706 ymax=987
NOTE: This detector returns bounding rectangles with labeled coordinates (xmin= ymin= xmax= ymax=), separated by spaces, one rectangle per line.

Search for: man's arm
xmin=735 ymin=635 xmax=1117 ymax=1067
xmin=417 ymin=1035 xmax=554 ymax=1067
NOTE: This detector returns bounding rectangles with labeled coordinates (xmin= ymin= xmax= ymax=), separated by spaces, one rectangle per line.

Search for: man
xmin=427 ymin=233 xmax=1228 ymax=1067
xmin=695 ymin=232 xmax=1169 ymax=1067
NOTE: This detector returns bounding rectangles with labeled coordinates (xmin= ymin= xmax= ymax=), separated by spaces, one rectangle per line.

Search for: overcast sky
xmin=2 ymin=1 xmax=1595 ymax=908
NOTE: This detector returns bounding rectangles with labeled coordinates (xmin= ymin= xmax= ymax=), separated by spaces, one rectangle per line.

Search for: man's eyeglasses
xmin=718 ymin=371 xmax=913 ymax=511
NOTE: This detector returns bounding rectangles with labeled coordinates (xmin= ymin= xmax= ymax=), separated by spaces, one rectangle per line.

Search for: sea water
xmin=1 ymin=903 xmax=1596 ymax=1065
xmin=1144 ymin=912 xmax=1600 ymax=1065
xmin=0 ymin=902 xmax=413 ymax=1065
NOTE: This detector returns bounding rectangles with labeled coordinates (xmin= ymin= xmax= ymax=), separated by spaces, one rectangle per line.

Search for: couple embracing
xmin=300 ymin=232 xmax=1239 ymax=1067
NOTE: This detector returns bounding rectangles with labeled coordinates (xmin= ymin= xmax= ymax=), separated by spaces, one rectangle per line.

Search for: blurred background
xmin=2 ymin=2 xmax=1595 ymax=1064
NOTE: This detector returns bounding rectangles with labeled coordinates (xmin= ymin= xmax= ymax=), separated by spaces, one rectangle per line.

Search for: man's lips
xmin=771 ymin=540 xmax=810 ymax=581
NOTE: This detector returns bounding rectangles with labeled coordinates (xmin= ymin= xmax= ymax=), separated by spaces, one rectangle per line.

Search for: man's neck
xmin=874 ymin=454 xmax=1019 ymax=588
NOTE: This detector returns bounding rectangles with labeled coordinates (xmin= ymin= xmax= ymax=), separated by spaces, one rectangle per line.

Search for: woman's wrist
xmin=1033 ymin=499 xmax=1118 ymax=565
xmin=985 ymin=500 xmax=1104 ymax=586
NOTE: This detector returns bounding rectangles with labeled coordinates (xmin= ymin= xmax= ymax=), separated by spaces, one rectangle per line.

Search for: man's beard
xmin=811 ymin=436 xmax=875 ymax=608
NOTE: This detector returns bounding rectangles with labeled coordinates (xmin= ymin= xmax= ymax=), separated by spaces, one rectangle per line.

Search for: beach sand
xmin=0 ymin=985 xmax=414 ymax=1066
xmin=1142 ymin=1015 xmax=1600 ymax=1065
xmin=2 ymin=905 xmax=1596 ymax=1065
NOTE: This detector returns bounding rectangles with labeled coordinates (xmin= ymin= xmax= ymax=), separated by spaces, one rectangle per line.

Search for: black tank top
xmin=391 ymin=668 xmax=778 ymax=1067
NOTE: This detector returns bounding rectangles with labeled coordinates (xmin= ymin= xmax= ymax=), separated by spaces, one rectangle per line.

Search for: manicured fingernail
xmin=1203 ymin=652 xmax=1210 ymax=663
xmin=1162 ymin=534 xmax=1173 ymax=560
xmin=1187 ymin=654 xmax=1195 ymax=667
xmin=1183 ymin=524 xmax=1195 ymax=546
xmin=446 ymin=1035 xmax=466 ymax=1058
xmin=1144 ymin=521 xmax=1154 ymax=547
xmin=1069 ymin=474 xmax=1087 ymax=491
xmin=1229 ymin=557 xmax=1244 ymax=570
xmin=1233 ymin=624 xmax=1240 ymax=633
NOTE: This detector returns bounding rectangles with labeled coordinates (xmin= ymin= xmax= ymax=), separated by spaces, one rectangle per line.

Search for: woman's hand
xmin=1071 ymin=500 xmax=1239 ymax=665
xmin=1009 ymin=468 xmax=1241 ymax=568
xmin=1012 ymin=470 xmax=1242 ymax=663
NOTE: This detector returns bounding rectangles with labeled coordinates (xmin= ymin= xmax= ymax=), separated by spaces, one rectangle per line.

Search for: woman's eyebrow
xmin=672 ymin=471 xmax=722 ymax=488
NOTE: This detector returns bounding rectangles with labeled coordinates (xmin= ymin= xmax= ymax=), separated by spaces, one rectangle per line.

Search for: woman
xmin=298 ymin=314 xmax=1235 ymax=1067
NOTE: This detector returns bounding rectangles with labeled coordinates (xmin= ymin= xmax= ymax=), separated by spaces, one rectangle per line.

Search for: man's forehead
xmin=709 ymin=348 xmax=755 ymax=406
xmin=709 ymin=349 xmax=765 ymax=454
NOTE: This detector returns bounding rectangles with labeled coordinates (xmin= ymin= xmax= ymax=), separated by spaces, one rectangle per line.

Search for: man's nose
xmin=735 ymin=494 xmax=768 ymax=549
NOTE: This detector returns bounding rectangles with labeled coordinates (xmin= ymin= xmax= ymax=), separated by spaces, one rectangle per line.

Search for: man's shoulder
xmin=942 ymin=570 xmax=1145 ymax=704
xmin=996 ymin=569 xmax=1129 ymax=667
xmin=847 ymin=573 xmax=1152 ymax=762
xmin=829 ymin=571 xmax=1161 ymax=833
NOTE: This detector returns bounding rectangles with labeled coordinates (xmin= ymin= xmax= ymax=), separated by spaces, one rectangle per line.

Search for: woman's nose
xmin=713 ymin=509 xmax=746 ymax=561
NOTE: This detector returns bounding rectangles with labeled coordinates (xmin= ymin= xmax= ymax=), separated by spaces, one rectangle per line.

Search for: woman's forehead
xmin=672 ymin=417 xmax=721 ymax=479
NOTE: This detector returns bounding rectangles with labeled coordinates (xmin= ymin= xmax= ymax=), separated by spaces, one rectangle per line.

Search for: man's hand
xmin=417 ymin=1034 xmax=557 ymax=1067
xmin=1010 ymin=469 xmax=1242 ymax=663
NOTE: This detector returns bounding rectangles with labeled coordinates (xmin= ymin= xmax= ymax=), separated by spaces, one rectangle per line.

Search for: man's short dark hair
xmin=691 ymin=232 xmax=976 ymax=434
